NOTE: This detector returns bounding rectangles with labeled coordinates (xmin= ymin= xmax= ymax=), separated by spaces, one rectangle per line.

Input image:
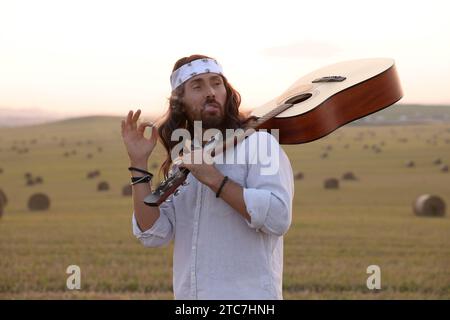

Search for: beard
xmin=201 ymin=111 xmax=224 ymax=129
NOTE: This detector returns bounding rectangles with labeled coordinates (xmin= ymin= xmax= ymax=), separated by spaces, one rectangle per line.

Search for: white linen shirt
xmin=132 ymin=131 xmax=294 ymax=299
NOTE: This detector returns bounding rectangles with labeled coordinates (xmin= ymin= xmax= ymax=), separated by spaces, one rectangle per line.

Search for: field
xmin=0 ymin=113 xmax=449 ymax=299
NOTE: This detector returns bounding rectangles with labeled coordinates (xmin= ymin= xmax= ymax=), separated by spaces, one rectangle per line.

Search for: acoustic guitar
xmin=144 ymin=58 xmax=403 ymax=206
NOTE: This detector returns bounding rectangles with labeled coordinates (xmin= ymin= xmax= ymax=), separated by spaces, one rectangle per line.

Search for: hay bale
xmin=97 ymin=181 xmax=110 ymax=191
xmin=324 ymin=178 xmax=339 ymax=189
xmin=28 ymin=193 xmax=51 ymax=211
xmin=97 ymin=147 xmax=103 ymax=153
xmin=0 ymin=189 xmax=8 ymax=207
xmin=405 ymin=161 xmax=415 ymax=168
xmin=0 ymin=168 xmax=3 ymax=174
xmin=87 ymin=170 xmax=101 ymax=179
xmin=122 ymin=184 xmax=132 ymax=196
xmin=34 ymin=176 xmax=43 ymax=184
xmin=413 ymin=194 xmax=446 ymax=217
xmin=320 ymin=152 xmax=328 ymax=159
xmin=87 ymin=153 xmax=93 ymax=159
xmin=294 ymin=172 xmax=304 ymax=180
xmin=26 ymin=179 xmax=35 ymax=186
xmin=433 ymin=158 xmax=442 ymax=165
xmin=441 ymin=165 xmax=449 ymax=173
xmin=342 ymin=172 xmax=357 ymax=181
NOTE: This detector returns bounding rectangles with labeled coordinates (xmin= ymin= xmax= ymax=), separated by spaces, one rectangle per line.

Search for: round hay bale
xmin=26 ymin=179 xmax=35 ymax=186
xmin=344 ymin=144 xmax=350 ymax=149
xmin=63 ymin=152 xmax=70 ymax=157
xmin=24 ymin=172 xmax=32 ymax=179
xmin=0 ymin=189 xmax=8 ymax=207
xmin=87 ymin=170 xmax=101 ymax=179
xmin=342 ymin=172 xmax=357 ymax=181
xmin=122 ymin=184 xmax=132 ymax=196
xmin=294 ymin=172 xmax=304 ymax=180
xmin=324 ymin=178 xmax=339 ymax=189
xmin=34 ymin=176 xmax=43 ymax=184
xmin=413 ymin=194 xmax=446 ymax=217
xmin=0 ymin=168 xmax=3 ymax=174
xmin=405 ymin=161 xmax=415 ymax=168
xmin=97 ymin=181 xmax=110 ymax=191
xmin=87 ymin=153 xmax=93 ymax=159
xmin=97 ymin=147 xmax=103 ymax=153
xmin=433 ymin=158 xmax=442 ymax=165
xmin=28 ymin=193 xmax=51 ymax=211
xmin=441 ymin=165 xmax=449 ymax=173
xmin=320 ymin=152 xmax=328 ymax=159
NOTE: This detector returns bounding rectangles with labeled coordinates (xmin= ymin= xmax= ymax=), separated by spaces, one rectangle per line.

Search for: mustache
xmin=203 ymin=98 xmax=222 ymax=109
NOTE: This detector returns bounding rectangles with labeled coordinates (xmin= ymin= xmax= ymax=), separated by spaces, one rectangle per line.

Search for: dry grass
xmin=0 ymin=118 xmax=449 ymax=299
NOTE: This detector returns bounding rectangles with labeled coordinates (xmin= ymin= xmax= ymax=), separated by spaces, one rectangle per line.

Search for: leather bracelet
xmin=215 ymin=176 xmax=229 ymax=198
xmin=130 ymin=175 xmax=152 ymax=185
xmin=128 ymin=166 xmax=152 ymax=175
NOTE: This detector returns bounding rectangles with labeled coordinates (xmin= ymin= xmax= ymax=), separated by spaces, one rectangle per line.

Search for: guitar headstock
xmin=143 ymin=165 xmax=190 ymax=207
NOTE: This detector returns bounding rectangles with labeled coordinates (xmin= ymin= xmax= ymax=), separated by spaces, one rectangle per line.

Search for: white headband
xmin=170 ymin=58 xmax=224 ymax=91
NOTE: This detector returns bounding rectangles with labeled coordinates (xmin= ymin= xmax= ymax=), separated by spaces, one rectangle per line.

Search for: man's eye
xmin=214 ymin=82 xmax=222 ymax=86
xmin=192 ymin=86 xmax=200 ymax=89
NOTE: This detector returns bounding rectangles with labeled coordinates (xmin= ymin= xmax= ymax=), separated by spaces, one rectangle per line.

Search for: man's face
xmin=181 ymin=73 xmax=227 ymax=129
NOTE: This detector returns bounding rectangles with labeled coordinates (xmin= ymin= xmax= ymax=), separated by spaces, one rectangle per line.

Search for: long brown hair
xmin=157 ymin=54 xmax=246 ymax=178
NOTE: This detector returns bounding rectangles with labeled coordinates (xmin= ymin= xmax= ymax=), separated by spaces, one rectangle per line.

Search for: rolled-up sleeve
xmin=132 ymin=196 xmax=175 ymax=247
xmin=242 ymin=131 xmax=294 ymax=236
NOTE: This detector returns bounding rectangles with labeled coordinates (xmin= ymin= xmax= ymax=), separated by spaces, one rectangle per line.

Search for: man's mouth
xmin=203 ymin=102 xmax=221 ymax=113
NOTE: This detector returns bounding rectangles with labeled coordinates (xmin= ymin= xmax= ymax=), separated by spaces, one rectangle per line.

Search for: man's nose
xmin=205 ymin=85 xmax=216 ymax=98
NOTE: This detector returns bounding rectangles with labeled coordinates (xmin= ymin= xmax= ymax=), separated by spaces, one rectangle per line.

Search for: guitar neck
xmin=207 ymin=103 xmax=293 ymax=157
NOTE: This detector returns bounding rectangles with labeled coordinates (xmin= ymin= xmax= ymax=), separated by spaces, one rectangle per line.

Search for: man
xmin=121 ymin=54 xmax=294 ymax=299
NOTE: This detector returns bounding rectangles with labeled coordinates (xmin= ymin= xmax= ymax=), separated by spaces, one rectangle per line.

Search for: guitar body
xmin=251 ymin=58 xmax=403 ymax=144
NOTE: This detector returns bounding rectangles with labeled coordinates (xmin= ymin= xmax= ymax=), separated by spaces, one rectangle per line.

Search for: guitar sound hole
xmin=285 ymin=93 xmax=312 ymax=105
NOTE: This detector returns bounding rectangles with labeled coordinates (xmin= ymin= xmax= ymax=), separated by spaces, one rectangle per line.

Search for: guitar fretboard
xmin=247 ymin=103 xmax=293 ymax=129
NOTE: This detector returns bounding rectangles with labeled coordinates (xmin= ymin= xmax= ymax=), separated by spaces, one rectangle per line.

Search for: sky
xmin=1 ymin=0 xmax=450 ymax=119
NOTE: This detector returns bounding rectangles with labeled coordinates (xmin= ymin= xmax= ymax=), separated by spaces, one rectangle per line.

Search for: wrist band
xmin=215 ymin=176 xmax=229 ymax=198
xmin=128 ymin=166 xmax=151 ymax=175
xmin=130 ymin=175 xmax=152 ymax=185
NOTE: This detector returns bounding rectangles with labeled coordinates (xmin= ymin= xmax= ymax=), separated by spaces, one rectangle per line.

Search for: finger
xmin=150 ymin=125 xmax=158 ymax=140
xmin=132 ymin=109 xmax=141 ymax=124
xmin=137 ymin=121 xmax=152 ymax=134
xmin=126 ymin=110 xmax=133 ymax=125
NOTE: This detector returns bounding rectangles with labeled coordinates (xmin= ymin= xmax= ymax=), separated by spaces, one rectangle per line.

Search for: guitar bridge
xmin=312 ymin=76 xmax=346 ymax=83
